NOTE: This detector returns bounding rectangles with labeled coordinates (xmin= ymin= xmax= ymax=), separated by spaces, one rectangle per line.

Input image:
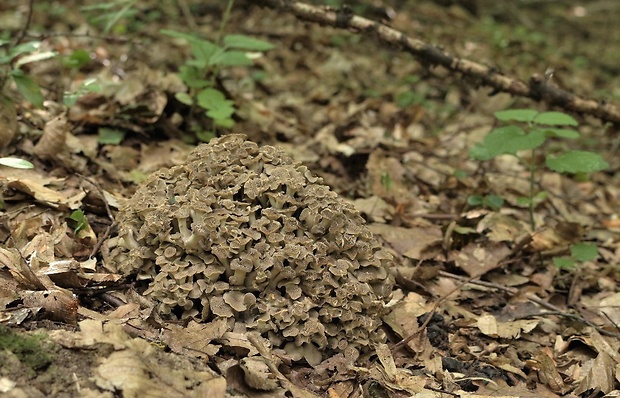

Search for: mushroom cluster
xmin=110 ymin=134 xmax=393 ymax=363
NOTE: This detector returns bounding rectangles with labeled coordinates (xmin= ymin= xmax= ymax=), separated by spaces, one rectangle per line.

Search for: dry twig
xmin=256 ymin=0 xmax=620 ymax=125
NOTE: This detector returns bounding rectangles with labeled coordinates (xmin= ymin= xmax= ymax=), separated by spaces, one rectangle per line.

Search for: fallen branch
xmin=256 ymin=0 xmax=620 ymax=125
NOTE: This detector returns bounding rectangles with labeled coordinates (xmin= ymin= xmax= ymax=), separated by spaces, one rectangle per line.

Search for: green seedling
xmin=0 ymin=39 xmax=58 ymax=108
xmin=470 ymin=109 xmax=607 ymax=228
xmin=68 ymin=209 xmax=89 ymax=234
xmin=161 ymin=1 xmax=274 ymax=141
xmin=553 ymin=242 xmax=599 ymax=269
xmin=470 ymin=108 xmax=608 ymax=268
xmin=467 ymin=194 xmax=504 ymax=210
xmin=80 ymin=0 xmax=137 ymax=34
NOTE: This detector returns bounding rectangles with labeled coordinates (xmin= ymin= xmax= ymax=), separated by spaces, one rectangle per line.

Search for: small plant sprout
xmin=68 ymin=209 xmax=89 ymax=234
xmin=161 ymin=1 xmax=274 ymax=141
xmin=553 ymin=242 xmax=599 ymax=270
xmin=469 ymin=109 xmax=608 ymax=229
xmin=0 ymin=39 xmax=58 ymax=108
xmin=470 ymin=109 xmax=608 ymax=269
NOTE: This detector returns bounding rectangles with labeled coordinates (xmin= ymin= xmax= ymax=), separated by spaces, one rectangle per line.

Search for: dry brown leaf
xmin=475 ymin=379 xmax=561 ymax=397
xmin=107 ymin=303 xmax=141 ymax=319
xmin=0 ymin=96 xmax=17 ymax=148
xmin=475 ymin=314 xmax=538 ymax=339
xmin=5 ymin=177 xmax=85 ymax=209
xmin=382 ymin=293 xmax=429 ymax=350
xmin=530 ymin=350 xmax=565 ymax=392
xmin=0 ymin=247 xmax=48 ymax=290
xmin=367 ymin=150 xmax=418 ymax=205
xmin=352 ymin=196 xmax=394 ymax=223
xmin=373 ymin=343 xmax=427 ymax=393
xmin=95 ymin=337 xmax=225 ymax=398
xmin=530 ymin=222 xmax=584 ymax=252
xmin=369 ymin=223 xmax=443 ymax=260
xmin=588 ymin=329 xmax=620 ymax=364
xmin=32 ymin=114 xmax=69 ymax=161
xmin=599 ymin=293 xmax=620 ymax=328
xmin=575 ymin=351 xmax=615 ymax=395
xmin=450 ymin=241 xmax=511 ymax=277
xmin=239 ymin=357 xmax=280 ymax=391
xmin=477 ymin=213 xmax=527 ymax=242
xmin=163 ymin=319 xmax=227 ymax=359
xmin=20 ymin=289 xmax=78 ymax=323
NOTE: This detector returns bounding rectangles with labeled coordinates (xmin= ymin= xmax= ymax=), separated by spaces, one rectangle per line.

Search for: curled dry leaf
xmin=239 ymin=357 xmax=280 ymax=391
xmin=33 ymin=114 xmax=69 ymax=161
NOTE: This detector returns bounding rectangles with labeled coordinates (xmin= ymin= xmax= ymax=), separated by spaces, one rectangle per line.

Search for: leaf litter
xmin=1 ymin=0 xmax=620 ymax=397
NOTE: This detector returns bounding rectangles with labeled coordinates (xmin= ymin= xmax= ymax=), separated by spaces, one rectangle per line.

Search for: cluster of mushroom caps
xmin=110 ymin=134 xmax=393 ymax=364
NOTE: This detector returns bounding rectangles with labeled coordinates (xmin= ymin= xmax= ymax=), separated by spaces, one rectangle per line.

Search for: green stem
xmin=216 ymin=0 xmax=234 ymax=46
xmin=210 ymin=0 xmax=234 ymax=89
xmin=528 ymin=149 xmax=536 ymax=230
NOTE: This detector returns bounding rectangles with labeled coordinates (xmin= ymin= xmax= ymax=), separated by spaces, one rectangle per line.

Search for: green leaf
xmin=454 ymin=170 xmax=468 ymax=180
xmin=469 ymin=143 xmax=493 ymax=161
xmin=63 ymin=78 xmax=101 ymax=106
xmin=61 ymin=49 xmax=92 ymax=69
xmin=537 ymin=127 xmax=580 ymax=139
xmin=494 ymin=109 xmax=538 ymax=122
xmin=481 ymin=125 xmax=545 ymax=157
xmin=545 ymin=150 xmax=608 ymax=173
xmin=206 ymin=105 xmax=235 ymax=121
xmin=11 ymin=70 xmax=44 ymax=108
xmin=0 ymin=157 xmax=34 ymax=169
xmin=396 ymin=91 xmax=424 ymax=108
xmin=381 ymin=173 xmax=393 ymax=192
xmin=178 ymin=65 xmax=210 ymax=89
xmin=175 ymin=92 xmax=193 ymax=105
xmin=160 ymin=29 xmax=205 ymax=44
xmin=189 ymin=40 xmax=221 ymax=68
xmin=223 ymin=34 xmax=275 ymax=51
xmin=98 ymin=127 xmax=125 ymax=144
xmin=68 ymin=209 xmax=88 ymax=234
xmin=214 ymin=117 xmax=235 ymax=128
xmin=516 ymin=197 xmax=531 ymax=206
xmin=467 ymin=195 xmax=483 ymax=206
xmin=484 ymin=194 xmax=504 ymax=210
xmin=196 ymin=130 xmax=216 ymax=143
xmin=129 ymin=169 xmax=148 ymax=184
xmin=532 ymin=191 xmax=548 ymax=203
xmin=533 ymin=111 xmax=578 ymax=126
xmin=196 ymin=88 xmax=226 ymax=108
xmin=209 ymin=50 xmax=253 ymax=67
xmin=9 ymin=42 xmax=40 ymax=58
xmin=196 ymin=88 xmax=235 ymax=121
xmin=570 ymin=243 xmax=598 ymax=262
xmin=553 ymin=257 xmax=576 ymax=269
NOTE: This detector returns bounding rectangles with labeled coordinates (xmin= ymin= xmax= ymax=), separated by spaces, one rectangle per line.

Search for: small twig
xmin=255 ymin=0 xmax=620 ymax=125
xmin=439 ymin=270 xmax=620 ymax=338
xmin=77 ymin=174 xmax=116 ymax=259
xmin=392 ymin=270 xmax=482 ymax=352
xmin=515 ymin=311 xmax=620 ymax=339
xmin=13 ymin=0 xmax=35 ymax=47
xmin=176 ymin=0 xmax=198 ymax=32
xmin=25 ymin=31 xmax=139 ymax=43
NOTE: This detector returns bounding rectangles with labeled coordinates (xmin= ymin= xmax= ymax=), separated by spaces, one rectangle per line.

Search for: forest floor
xmin=1 ymin=1 xmax=620 ymax=397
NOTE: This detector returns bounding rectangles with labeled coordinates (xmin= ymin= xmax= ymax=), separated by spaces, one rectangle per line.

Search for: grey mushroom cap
xmin=110 ymin=134 xmax=393 ymax=364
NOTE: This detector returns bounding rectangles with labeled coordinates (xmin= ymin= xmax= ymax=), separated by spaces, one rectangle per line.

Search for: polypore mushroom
xmin=110 ymin=134 xmax=393 ymax=364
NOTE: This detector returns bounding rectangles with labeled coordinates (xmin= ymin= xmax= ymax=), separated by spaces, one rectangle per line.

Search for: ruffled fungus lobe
xmin=111 ymin=134 xmax=393 ymax=364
